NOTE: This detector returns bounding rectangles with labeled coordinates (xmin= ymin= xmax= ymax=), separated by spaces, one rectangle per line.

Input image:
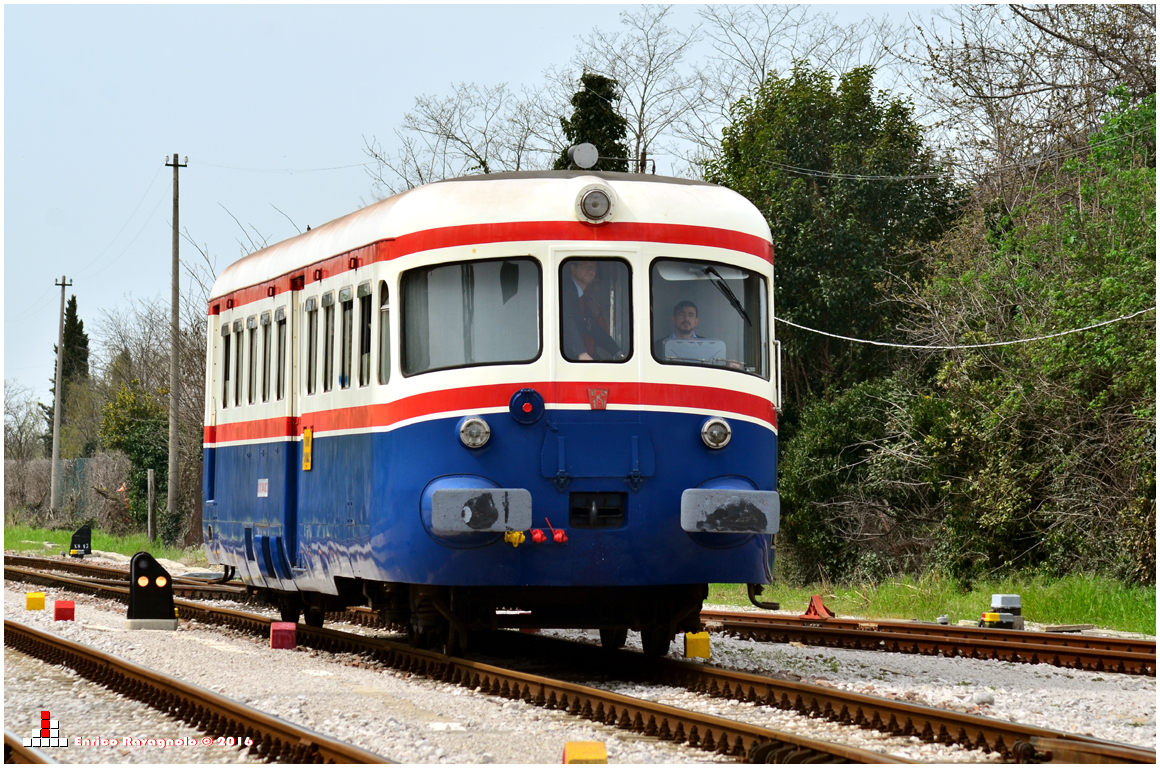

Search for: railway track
xmin=477 ymin=630 xmax=1157 ymax=764
xmin=4 ymin=620 xmax=390 ymax=763
xmin=12 ymin=556 xmax=1155 ymax=678
xmin=700 ymin=610 xmax=1157 ymax=677
xmin=7 ymin=562 xmax=1156 ymax=763
xmin=4 ymin=731 xmax=55 ymax=764
xmin=3 ymin=563 xmax=902 ymax=763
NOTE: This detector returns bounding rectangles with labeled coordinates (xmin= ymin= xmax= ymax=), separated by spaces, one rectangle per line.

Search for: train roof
xmin=210 ymin=171 xmax=771 ymax=301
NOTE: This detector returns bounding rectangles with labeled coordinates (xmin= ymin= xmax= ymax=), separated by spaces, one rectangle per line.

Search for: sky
xmin=4 ymin=4 xmax=941 ymax=405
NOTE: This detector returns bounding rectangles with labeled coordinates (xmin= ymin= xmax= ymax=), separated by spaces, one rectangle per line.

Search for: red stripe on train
xmin=208 ymin=221 xmax=772 ymax=314
xmin=203 ymin=382 xmax=776 ymax=444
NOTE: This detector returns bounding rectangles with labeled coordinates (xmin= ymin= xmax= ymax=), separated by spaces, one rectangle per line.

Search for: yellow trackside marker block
xmin=563 ymin=742 xmax=607 ymax=764
xmin=26 ymin=592 xmax=46 ymax=611
xmin=684 ymin=631 xmax=710 ymax=659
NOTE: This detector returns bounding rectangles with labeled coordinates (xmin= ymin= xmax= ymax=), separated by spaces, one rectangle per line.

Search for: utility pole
xmin=49 ymin=275 xmax=72 ymax=512
xmin=165 ymin=153 xmax=187 ymax=535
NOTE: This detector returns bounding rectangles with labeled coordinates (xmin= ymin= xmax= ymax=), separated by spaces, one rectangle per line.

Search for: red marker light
xmin=531 ymin=529 xmax=546 ymax=544
xmin=544 ymin=517 xmax=568 ymax=544
xmin=522 ymin=402 xmax=533 ymax=413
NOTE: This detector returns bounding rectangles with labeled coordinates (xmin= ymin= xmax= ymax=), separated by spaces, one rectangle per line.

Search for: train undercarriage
xmin=260 ymin=581 xmax=708 ymax=657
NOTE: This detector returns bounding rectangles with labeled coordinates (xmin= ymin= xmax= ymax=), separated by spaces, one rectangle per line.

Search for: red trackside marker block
xmin=54 ymin=601 xmax=75 ymax=621
xmin=270 ymin=622 xmax=297 ymax=650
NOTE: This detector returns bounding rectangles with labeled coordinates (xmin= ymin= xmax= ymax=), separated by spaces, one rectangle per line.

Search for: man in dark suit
xmin=561 ymin=260 xmax=622 ymax=361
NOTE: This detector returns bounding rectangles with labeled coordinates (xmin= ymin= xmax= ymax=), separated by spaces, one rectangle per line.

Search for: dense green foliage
xmin=706 ymin=64 xmax=961 ymax=407
xmin=98 ymin=381 xmax=177 ymax=542
xmin=712 ymin=64 xmax=1155 ymax=587
xmin=41 ymin=295 xmax=92 ymax=457
xmin=554 ymin=72 xmax=630 ymax=172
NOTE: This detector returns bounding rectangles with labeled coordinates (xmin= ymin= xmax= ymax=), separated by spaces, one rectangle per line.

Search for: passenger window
xmin=401 ymin=258 xmax=541 ymax=376
xmin=305 ymin=298 xmax=318 ymax=396
xmin=339 ymin=287 xmax=353 ymax=389
xmin=247 ymin=320 xmax=257 ymax=404
xmin=649 ymin=258 xmax=769 ymax=379
xmin=234 ymin=324 xmax=244 ymax=406
xmin=221 ymin=324 xmax=231 ymax=407
xmin=260 ymin=312 xmax=271 ymax=402
xmin=378 ymin=282 xmax=391 ymax=384
xmin=322 ymin=292 xmax=335 ymax=392
xmin=358 ymin=283 xmax=372 ymax=387
xmin=275 ymin=308 xmax=287 ymax=401
xmin=559 ymin=258 xmax=632 ymax=363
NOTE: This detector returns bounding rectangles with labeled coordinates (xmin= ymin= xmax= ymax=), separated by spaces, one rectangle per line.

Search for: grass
xmin=710 ymin=572 xmax=1157 ymax=636
xmin=3 ymin=524 xmax=209 ymax=567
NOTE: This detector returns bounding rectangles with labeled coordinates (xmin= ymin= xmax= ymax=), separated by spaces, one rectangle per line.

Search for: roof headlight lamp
xmin=459 ymin=417 xmax=491 ymax=449
xmin=576 ymin=185 xmax=614 ymax=223
xmin=701 ymin=417 xmax=732 ymax=449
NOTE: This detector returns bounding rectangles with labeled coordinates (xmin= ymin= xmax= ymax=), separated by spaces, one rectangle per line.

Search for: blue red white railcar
xmin=203 ymin=170 xmax=781 ymax=655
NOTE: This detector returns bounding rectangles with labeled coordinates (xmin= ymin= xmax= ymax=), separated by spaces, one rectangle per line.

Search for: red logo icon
xmin=587 ymin=388 xmax=608 ymax=410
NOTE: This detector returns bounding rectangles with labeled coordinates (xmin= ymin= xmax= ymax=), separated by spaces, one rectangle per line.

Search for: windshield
xmin=402 ymin=258 xmax=541 ymax=375
xmin=650 ymin=258 xmax=769 ymax=378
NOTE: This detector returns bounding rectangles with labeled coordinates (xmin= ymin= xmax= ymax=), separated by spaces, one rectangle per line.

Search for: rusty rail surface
xmin=10 ymin=562 xmax=1155 ymax=764
xmin=699 ymin=610 xmax=1156 ymax=677
xmin=474 ymin=630 xmax=1157 ymax=764
xmin=4 ymin=558 xmax=248 ymax=601
xmin=4 ymin=620 xmax=391 ymax=764
xmin=5 ymin=564 xmax=900 ymax=763
xmin=3 ymin=731 xmax=56 ymax=764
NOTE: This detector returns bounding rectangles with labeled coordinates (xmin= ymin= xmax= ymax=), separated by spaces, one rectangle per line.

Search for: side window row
xmin=222 ymin=280 xmax=391 ymax=409
xmin=220 ymin=309 xmax=288 ymax=408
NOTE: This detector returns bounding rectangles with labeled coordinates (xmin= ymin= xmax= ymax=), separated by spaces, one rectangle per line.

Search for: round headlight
xmin=459 ymin=417 xmax=491 ymax=449
xmin=701 ymin=418 xmax=732 ymax=449
xmin=580 ymin=189 xmax=611 ymax=221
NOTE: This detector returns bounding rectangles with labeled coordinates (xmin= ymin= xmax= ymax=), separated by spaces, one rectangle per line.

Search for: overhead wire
xmin=197 ymin=160 xmax=373 ymax=174
xmin=775 ymin=306 xmax=1155 ymax=350
xmin=74 ymin=163 xmax=166 ymax=279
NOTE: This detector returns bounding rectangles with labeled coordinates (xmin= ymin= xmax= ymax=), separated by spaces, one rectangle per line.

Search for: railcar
xmin=202 ymin=170 xmax=781 ymax=656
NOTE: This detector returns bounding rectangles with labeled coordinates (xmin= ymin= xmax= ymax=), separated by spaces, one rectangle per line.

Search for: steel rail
xmin=703 ymin=615 xmax=1156 ymax=676
xmin=702 ymin=609 xmax=1155 ymax=656
xmin=3 ymin=731 xmax=56 ymax=764
xmin=4 ymin=565 xmax=900 ymax=763
xmin=9 ymin=563 xmax=1154 ymax=763
xmin=478 ymin=630 xmax=1158 ymax=764
xmin=4 ymin=620 xmax=391 ymax=764
xmin=4 ymin=560 xmax=248 ymax=601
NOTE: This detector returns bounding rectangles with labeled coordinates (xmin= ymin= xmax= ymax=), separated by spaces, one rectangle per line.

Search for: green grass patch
xmin=4 ymin=525 xmax=207 ymax=567
xmin=710 ymin=573 xmax=1156 ymax=635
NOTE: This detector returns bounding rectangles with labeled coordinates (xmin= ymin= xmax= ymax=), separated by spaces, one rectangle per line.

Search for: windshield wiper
xmin=703 ymin=266 xmax=752 ymax=326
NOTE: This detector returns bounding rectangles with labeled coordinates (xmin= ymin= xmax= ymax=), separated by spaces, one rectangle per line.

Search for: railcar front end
xmin=202 ymin=171 xmax=780 ymax=655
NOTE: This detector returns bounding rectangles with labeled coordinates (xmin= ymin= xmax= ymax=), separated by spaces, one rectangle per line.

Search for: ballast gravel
xmin=4 ymin=585 xmax=724 ymax=764
xmin=5 ymin=564 xmax=1155 ymax=762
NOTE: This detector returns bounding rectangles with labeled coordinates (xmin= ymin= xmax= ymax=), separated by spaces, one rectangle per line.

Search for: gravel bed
xmin=4 ymin=584 xmax=725 ymax=764
xmin=541 ymin=619 xmax=1157 ymax=751
xmin=5 ymin=648 xmax=259 ymax=764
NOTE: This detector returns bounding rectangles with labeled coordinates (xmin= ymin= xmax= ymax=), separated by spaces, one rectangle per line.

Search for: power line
xmin=74 ymin=163 xmax=166 ymax=278
xmin=775 ymin=306 xmax=1155 ymax=350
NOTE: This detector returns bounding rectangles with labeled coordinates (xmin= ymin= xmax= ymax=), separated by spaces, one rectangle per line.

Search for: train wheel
xmin=304 ymin=605 xmax=325 ymax=628
xmin=640 ymin=628 xmax=673 ymax=658
xmin=599 ymin=628 xmax=628 ymax=650
xmin=277 ymin=595 xmax=302 ymax=624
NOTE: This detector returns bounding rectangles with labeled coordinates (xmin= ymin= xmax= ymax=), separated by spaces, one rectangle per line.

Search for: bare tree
xmin=681 ymin=6 xmax=909 ymax=173
xmin=4 ymin=380 xmax=45 ymax=462
xmin=907 ymin=4 xmax=1156 ymax=200
xmin=364 ymin=82 xmax=562 ymax=197
xmin=574 ymin=5 xmax=707 ymax=174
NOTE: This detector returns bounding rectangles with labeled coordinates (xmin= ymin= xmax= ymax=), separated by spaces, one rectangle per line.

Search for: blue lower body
xmin=203 ymin=409 xmax=776 ymax=595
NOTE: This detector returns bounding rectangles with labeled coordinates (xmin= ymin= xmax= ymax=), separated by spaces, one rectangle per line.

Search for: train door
xmin=284 ymin=278 xmax=302 ymax=569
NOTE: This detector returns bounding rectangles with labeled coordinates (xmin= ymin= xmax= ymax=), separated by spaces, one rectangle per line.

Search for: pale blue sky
xmin=4 ymin=4 xmax=939 ymax=403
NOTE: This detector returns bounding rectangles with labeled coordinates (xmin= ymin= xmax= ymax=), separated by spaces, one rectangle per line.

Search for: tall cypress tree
xmin=555 ymin=73 xmax=630 ymax=172
xmin=42 ymin=295 xmax=91 ymax=456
